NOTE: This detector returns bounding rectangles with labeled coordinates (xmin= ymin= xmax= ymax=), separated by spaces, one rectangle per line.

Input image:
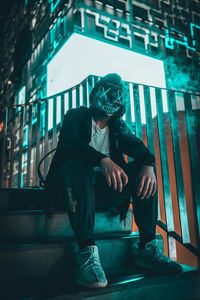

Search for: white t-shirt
xmin=89 ymin=117 xmax=110 ymax=171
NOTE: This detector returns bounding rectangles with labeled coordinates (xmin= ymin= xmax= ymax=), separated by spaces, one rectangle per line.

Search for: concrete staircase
xmin=0 ymin=188 xmax=199 ymax=300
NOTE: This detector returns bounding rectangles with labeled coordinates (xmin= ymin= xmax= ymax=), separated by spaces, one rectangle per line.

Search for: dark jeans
xmin=45 ymin=158 xmax=158 ymax=244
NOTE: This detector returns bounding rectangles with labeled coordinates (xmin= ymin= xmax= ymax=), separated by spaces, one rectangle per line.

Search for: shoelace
xmin=146 ymin=244 xmax=173 ymax=263
xmin=79 ymin=251 xmax=101 ymax=271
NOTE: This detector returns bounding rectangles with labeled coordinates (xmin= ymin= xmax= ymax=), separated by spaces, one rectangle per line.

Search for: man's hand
xmin=135 ymin=165 xmax=157 ymax=199
xmin=100 ymin=157 xmax=128 ymax=192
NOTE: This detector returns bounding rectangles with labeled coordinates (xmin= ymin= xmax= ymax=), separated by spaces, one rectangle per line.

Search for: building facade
xmin=0 ymin=0 xmax=200 ymax=110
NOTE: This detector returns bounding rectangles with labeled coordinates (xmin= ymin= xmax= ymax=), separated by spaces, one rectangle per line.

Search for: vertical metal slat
xmin=167 ymin=90 xmax=190 ymax=244
xmin=133 ymin=84 xmax=143 ymax=140
xmin=18 ymin=106 xmax=24 ymax=188
xmin=82 ymin=79 xmax=88 ymax=107
xmin=125 ymin=83 xmax=132 ymax=125
xmin=60 ymin=94 xmax=65 ymax=123
xmin=76 ymin=85 xmax=80 ymax=108
xmin=27 ymin=104 xmax=33 ymax=187
xmin=44 ymin=100 xmax=49 ymax=180
xmin=87 ymin=75 xmax=94 ymax=108
xmin=184 ymin=93 xmax=200 ymax=247
xmin=143 ymin=86 xmax=156 ymax=156
xmin=68 ymin=90 xmax=73 ymax=110
xmin=35 ymin=101 xmax=41 ymax=187
xmin=143 ymin=86 xmax=160 ymax=221
xmin=155 ymin=88 xmax=174 ymax=233
xmin=1 ymin=108 xmax=8 ymax=188
xmin=9 ymin=108 xmax=16 ymax=188
xmin=52 ymin=97 xmax=57 ymax=150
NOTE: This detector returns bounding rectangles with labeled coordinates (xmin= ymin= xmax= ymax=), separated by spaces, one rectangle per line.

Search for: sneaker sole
xmin=76 ymin=279 xmax=108 ymax=289
xmin=134 ymin=259 xmax=183 ymax=274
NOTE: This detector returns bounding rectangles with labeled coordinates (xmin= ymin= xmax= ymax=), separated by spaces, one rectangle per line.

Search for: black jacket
xmin=46 ymin=105 xmax=155 ymax=181
xmin=45 ymin=105 xmax=155 ymax=221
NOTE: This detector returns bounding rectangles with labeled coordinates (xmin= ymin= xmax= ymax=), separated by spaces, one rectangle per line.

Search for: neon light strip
xmin=50 ymin=0 xmax=61 ymax=13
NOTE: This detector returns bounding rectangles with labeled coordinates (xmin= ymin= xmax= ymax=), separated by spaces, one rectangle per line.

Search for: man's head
xmin=89 ymin=73 xmax=128 ymax=120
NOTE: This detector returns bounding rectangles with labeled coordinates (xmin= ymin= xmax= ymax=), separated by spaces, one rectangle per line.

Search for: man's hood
xmin=89 ymin=73 xmax=127 ymax=121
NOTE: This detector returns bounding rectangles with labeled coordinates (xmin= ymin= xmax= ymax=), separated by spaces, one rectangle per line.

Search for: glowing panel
xmin=47 ymin=33 xmax=166 ymax=97
xmin=47 ymin=33 xmax=166 ymax=127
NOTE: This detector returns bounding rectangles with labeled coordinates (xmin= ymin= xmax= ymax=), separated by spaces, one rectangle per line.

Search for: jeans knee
xmin=67 ymin=157 xmax=84 ymax=167
xmin=63 ymin=157 xmax=94 ymax=178
xmin=67 ymin=157 xmax=92 ymax=170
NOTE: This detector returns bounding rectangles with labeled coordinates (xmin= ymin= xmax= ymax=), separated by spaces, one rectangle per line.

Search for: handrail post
xmin=27 ymin=104 xmax=33 ymax=187
xmin=18 ymin=106 xmax=24 ymax=188
xmin=9 ymin=108 xmax=15 ymax=188
xmin=35 ymin=101 xmax=41 ymax=187
xmin=52 ymin=97 xmax=57 ymax=150
xmin=0 ymin=108 xmax=8 ymax=188
xmin=44 ymin=99 xmax=49 ymax=180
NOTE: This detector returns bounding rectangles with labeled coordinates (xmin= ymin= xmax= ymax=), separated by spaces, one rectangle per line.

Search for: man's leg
xmin=124 ymin=161 xmax=158 ymax=247
xmin=50 ymin=158 xmax=96 ymax=250
xmin=46 ymin=157 xmax=107 ymax=288
xmin=93 ymin=161 xmax=158 ymax=246
xmin=123 ymin=161 xmax=182 ymax=273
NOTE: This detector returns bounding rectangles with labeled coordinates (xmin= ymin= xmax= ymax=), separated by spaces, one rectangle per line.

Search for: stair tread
xmin=0 ymin=209 xmax=128 ymax=215
xmin=1 ymin=265 xmax=199 ymax=300
xmin=0 ymin=232 xmax=143 ymax=248
xmin=0 ymin=233 xmax=163 ymax=247
xmin=0 ymin=188 xmax=43 ymax=191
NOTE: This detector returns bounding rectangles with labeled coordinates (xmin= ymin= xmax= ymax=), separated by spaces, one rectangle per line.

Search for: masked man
xmin=45 ymin=73 xmax=182 ymax=289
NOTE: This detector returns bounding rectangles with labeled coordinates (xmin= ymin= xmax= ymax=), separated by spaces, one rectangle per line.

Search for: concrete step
xmin=1 ymin=265 xmax=199 ymax=300
xmin=0 ymin=232 xmax=163 ymax=281
xmin=0 ymin=188 xmax=47 ymax=210
xmin=0 ymin=209 xmax=133 ymax=241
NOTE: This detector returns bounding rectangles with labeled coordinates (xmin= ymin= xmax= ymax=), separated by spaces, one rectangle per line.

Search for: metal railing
xmin=0 ymin=74 xmax=200 ymax=266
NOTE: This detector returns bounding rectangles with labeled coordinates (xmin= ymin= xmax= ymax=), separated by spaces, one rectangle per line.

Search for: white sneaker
xmin=75 ymin=245 xmax=108 ymax=288
xmin=132 ymin=239 xmax=183 ymax=274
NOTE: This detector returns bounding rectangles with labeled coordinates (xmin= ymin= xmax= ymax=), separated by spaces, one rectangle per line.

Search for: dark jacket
xmin=46 ymin=105 xmax=155 ymax=180
xmin=45 ymin=105 xmax=155 ymax=221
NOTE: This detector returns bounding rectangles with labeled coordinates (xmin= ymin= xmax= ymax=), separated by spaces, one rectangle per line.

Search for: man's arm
xmin=117 ymin=120 xmax=157 ymax=199
xmin=117 ymin=120 xmax=155 ymax=166
xmin=57 ymin=109 xmax=107 ymax=166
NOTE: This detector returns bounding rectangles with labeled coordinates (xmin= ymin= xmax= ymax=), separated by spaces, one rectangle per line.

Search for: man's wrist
xmin=100 ymin=156 xmax=109 ymax=165
xmin=142 ymin=164 xmax=154 ymax=168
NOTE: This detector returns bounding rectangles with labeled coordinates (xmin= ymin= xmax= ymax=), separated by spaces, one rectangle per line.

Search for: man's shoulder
xmin=66 ymin=105 xmax=90 ymax=115
xmin=63 ymin=106 xmax=90 ymax=119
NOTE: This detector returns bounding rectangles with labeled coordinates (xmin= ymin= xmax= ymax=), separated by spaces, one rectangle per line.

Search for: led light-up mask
xmin=92 ymin=83 xmax=127 ymax=117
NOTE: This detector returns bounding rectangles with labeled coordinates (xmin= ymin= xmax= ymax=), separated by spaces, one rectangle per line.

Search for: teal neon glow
xmin=165 ymin=25 xmax=197 ymax=51
xmin=17 ymin=86 xmax=26 ymax=112
xmin=21 ymin=172 xmax=23 ymax=187
xmin=49 ymin=0 xmax=61 ymax=13
xmin=53 ymin=40 xmax=59 ymax=50
xmin=41 ymin=105 xmax=46 ymax=137
xmin=190 ymin=23 xmax=200 ymax=48
xmin=23 ymin=125 xmax=28 ymax=148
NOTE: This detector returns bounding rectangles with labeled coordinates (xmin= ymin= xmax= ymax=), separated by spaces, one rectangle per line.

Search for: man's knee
xmin=66 ymin=157 xmax=93 ymax=171
xmin=60 ymin=158 xmax=94 ymax=183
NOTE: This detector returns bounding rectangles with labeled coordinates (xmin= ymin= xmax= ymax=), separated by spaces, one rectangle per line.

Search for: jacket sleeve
xmin=118 ymin=120 xmax=155 ymax=166
xmin=57 ymin=109 xmax=107 ymax=166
